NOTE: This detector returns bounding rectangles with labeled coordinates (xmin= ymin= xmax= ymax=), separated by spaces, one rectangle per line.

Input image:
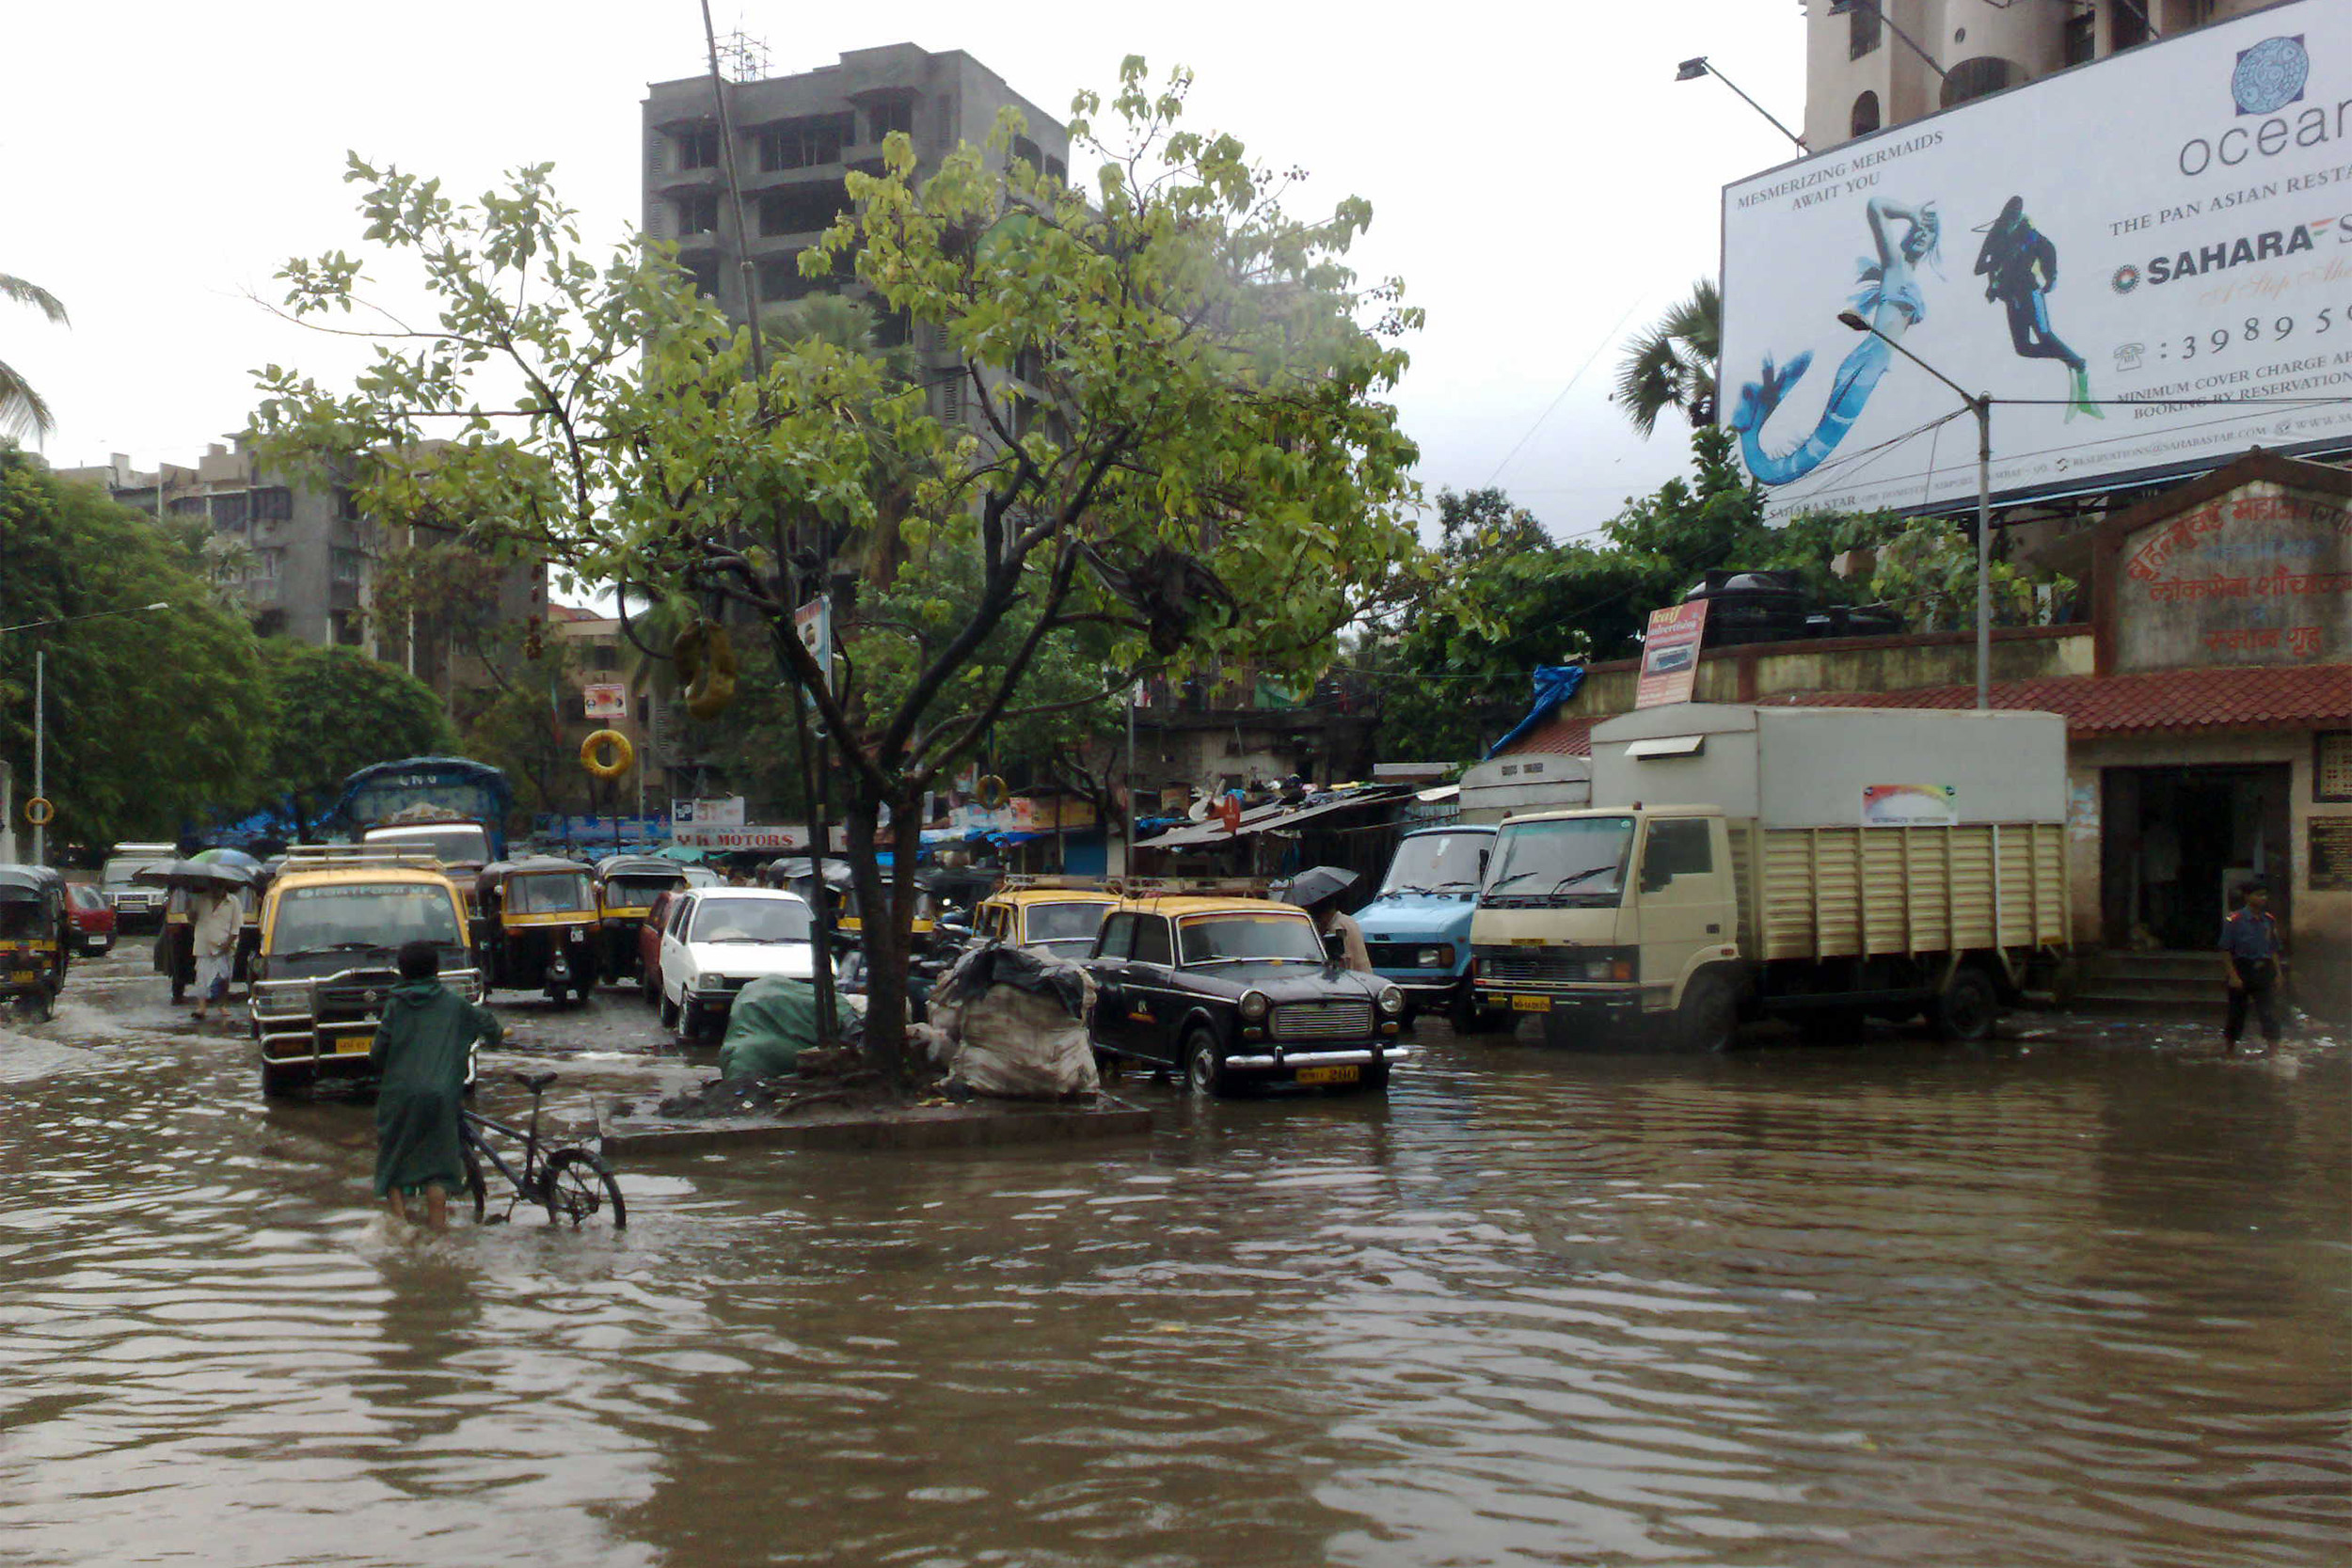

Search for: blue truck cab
xmin=1356 ymin=825 xmax=1504 ymax=1031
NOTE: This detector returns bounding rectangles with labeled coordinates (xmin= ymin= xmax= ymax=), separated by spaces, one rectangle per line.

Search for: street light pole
xmin=2 ymin=601 xmax=172 ymax=861
xmin=1836 ymin=311 xmax=1993 ymax=709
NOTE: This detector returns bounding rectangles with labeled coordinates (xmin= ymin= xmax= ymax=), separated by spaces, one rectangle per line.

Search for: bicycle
xmin=461 ymin=1070 xmax=628 ymax=1229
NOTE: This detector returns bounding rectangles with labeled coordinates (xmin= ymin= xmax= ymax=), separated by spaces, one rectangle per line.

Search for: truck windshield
xmin=273 ymin=883 xmax=465 ymax=955
xmin=1483 ymin=816 xmax=1635 ymax=906
xmin=365 ymin=827 xmax=492 ymax=865
xmin=101 ymin=858 xmax=164 ymax=888
xmin=1380 ymin=832 xmax=1491 ymax=895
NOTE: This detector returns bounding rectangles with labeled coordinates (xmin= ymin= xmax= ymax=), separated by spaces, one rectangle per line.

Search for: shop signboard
xmin=672 ymin=796 xmax=746 ymax=826
xmin=1635 ymin=601 xmax=1709 ymax=708
xmin=670 ymin=823 xmax=836 ymax=851
xmin=2309 ymin=816 xmax=2352 ymax=891
xmin=582 ymin=683 xmax=627 ymax=719
xmin=2110 ymin=481 xmax=2351 ymax=671
xmin=1721 ymin=1 xmax=2352 ymax=520
xmin=1863 ymin=784 xmax=1960 ymax=828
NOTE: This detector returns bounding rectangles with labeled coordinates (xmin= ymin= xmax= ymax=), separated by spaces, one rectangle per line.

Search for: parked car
xmin=98 ymin=842 xmax=175 ymax=931
xmin=972 ymin=879 xmax=1119 ymax=960
xmin=64 ymin=882 xmax=116 ymax=957
xmin=652 ymin=887 xmax=824 ymax=1042
xmin=636 ymin=888 xmax=682 ymax=1004
xmin=1084 ymin=895 xmax=1411 ymax=1096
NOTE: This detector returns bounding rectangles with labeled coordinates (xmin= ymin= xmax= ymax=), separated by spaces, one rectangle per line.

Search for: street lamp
xmin=3 ymin=600 xmax=175 ymax=861
xmin=1675 ymin=56 xmax=1808 ymax=153
xmin=1837 ymin=310 xmax=1993 ymax=709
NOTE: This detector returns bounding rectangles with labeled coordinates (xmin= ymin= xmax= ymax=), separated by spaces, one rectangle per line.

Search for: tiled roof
xmin=1506 ymin=714 xmax=1597 ymax=756
xmin=1756 ymin=663 xmax=2352 ymax=735
xmin=1492 ymin=665 xmax=2351 ymax=757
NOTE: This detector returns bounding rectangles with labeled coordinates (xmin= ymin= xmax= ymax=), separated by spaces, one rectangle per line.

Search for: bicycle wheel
xmin=542 ymin=1148 xmax=626 ymax=1230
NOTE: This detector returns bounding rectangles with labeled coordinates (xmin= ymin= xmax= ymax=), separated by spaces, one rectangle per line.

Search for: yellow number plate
xmin=1511 ymin=994 xmax=1552 ymax=1013
xmin=1295 ymin=1065 xmax=1359 ymax=1085
xmin=331 ymin=1036 xmax=373 ymax=1056
xmin=8 ymin=970 xmax=35 ymax=985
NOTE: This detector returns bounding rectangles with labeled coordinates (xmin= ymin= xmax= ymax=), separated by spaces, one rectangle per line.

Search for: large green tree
xmin=1380 ymin=429 xmax=2064 ymax=761
xmin=249 ymin=60 xmax=1428 ymax=1071
xmin=0 ymin=449 xmax=272 ymax=848
xmin=257 ymin=639 xmax=455 ymax=829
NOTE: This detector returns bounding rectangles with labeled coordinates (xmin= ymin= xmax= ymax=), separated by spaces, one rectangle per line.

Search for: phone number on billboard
xmin=2144 ymin=309 xmax=2352 ymax=361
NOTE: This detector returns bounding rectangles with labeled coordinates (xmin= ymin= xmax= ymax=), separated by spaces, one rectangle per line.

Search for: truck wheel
xmin=1676 ymin=974 xmax=1740 ymax=1053
xmin=1931 ymin=964 xmax=2000 ymax=1044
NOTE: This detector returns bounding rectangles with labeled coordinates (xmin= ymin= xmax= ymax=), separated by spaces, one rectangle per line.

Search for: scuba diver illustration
xmin=1732 ymin=196 xmax=1942 ymax=486
xmin=1975 ymin=195 xmax=2100 ymax=420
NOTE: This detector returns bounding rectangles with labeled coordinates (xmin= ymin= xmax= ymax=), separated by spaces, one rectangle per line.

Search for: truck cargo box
xmin=1590 ymin=705 xmax=2067 ymax=829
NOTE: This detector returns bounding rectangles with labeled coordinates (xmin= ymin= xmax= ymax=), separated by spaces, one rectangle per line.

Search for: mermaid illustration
xmin=1732 ymin=197 xmax=1941 ymax=485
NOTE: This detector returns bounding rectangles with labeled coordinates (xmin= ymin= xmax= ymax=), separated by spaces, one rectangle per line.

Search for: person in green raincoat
xmin=371 ymin=941 xmax=503 ymax=1231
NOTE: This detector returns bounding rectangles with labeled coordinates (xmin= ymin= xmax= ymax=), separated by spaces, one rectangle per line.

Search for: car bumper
xmin=1219 ymin=1042 xmax=1414 ymax=1084
xmin=1375 ymin=973 xmax=1461 ymax=1009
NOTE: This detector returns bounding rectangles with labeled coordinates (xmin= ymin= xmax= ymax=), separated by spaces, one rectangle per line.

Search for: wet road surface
xmin=3 ymin=948 xmax=2346 ymax=1566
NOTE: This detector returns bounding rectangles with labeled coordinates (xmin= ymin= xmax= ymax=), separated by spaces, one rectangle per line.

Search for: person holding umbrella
xmin=189 ymin=880 xmax=242 ymax=1023
xmin=1281 ymin=865 xmax=1372 ymax=974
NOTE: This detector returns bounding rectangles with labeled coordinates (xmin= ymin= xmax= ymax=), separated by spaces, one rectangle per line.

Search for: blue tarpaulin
xmin=1483 ymin=665 xmax=1586 ymax=760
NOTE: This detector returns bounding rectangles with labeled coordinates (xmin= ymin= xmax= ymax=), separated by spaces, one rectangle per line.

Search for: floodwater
xmin=3 ymin=953 xmax=2346 ymax=1567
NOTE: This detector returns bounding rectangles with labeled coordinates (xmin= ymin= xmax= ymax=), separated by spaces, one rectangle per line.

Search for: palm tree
xmin=0 ymin=273 xmax=69 ymax=440
xmin=1613 ymin=278 xmax=1720 ymax=437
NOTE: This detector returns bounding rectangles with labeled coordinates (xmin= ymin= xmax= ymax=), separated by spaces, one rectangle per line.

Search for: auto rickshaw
xmin=763 ymin=856 xmax=950 ymax=953
xmin=0 ymin=865 xmax=70 ymax=1019
xmin=593 ymin=854 xmax=701 ymax=984
xmin=474 ymin=858 xmax=603 ymax=1004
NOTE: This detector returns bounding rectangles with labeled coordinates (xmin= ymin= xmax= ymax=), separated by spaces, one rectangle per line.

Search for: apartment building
xmin=1805 ymin=0 xmax=2280 ymax=150
xmin=641 ymin=42 xmax=1069 ymax=424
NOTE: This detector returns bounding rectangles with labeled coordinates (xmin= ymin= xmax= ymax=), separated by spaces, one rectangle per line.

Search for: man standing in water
xmin=1975 ymin=195 xmax=2102 ymax=421
xmin=2219 ymin=882 xmax=2286 ymax=1054
xmin=370 ymin=940 xmax=502 ymax=1230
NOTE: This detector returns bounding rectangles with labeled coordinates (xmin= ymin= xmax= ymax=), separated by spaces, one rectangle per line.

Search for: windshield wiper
xmin=1485 ymin=870 xmax=1538 ymax=891
xmin=278 ymin=941 xmax=395 ymax=958
xmin=1186 ymin=955 xmax=1315 ymax=967
xmin=1550 ymin=867 xmax=1618 ymax=893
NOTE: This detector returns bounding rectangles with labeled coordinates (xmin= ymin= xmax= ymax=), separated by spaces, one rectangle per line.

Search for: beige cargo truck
xmin=1470 ymin=704 xmax=2071 ymax=1049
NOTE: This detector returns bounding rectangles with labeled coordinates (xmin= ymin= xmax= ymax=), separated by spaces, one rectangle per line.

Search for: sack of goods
xmin=929 ymin=942 xmax=1099 ymax=1100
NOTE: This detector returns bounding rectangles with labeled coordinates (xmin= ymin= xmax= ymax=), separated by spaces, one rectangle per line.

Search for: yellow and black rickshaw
xmin=0 ymin=864 xmax=69 ymax=1020
xmin=474 ymin=858 xmax=602 ymax=1005
xmin=593 ymin=854 xmax=709 ymax=984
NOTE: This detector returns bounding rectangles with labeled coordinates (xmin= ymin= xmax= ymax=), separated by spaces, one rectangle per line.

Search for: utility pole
xmin=1123 ymin=683 xmax=1137 ymax=876
xmin=32 ymin=650 xmax=44 ymax=864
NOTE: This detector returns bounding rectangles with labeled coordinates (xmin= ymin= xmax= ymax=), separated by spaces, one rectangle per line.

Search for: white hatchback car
xmin=655 ymin=888 xmax=824 ymax=1040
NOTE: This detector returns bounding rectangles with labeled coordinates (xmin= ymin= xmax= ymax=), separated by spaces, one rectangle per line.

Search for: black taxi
xmin=1084 ymin=895 xmax=1410 ymax=1097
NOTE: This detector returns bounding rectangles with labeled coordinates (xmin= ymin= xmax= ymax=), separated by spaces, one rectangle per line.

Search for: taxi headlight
xmin=1377 ymin=986 xmax=1406 ymax=1016
xmin=1239 ymin=990 xmax=1270 ymax=1022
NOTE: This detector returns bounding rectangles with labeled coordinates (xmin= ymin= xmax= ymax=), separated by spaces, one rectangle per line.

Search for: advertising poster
xmin=1721 ymin=2 xmax=2352 ymax=519
xmin=1635 ymin=600 xmax=1710 ymax=708
xmin=1863 ymin=784 xmax=1960 ymax=827
xmin=582 ymin=682 xmax=627 ymax=719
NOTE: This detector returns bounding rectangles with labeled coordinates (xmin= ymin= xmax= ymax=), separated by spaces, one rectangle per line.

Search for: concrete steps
xmin=2072 ymin=950 xmax=2231 ymax=1018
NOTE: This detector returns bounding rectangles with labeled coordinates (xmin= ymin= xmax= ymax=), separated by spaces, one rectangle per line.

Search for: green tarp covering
xmin=718 ymin=976 xmax=858 ymax=1079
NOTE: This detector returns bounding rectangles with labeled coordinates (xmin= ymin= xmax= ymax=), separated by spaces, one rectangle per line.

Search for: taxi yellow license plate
xmin=1295 ymin=1065 xmax=1359 ymax=1085
xmin=330 ymin=1035 xmax=373 ymax=1056
xmin=1512 ymin=994 xmax=1552 ymax=1013
xmin=8 ymin=969 xmax=35 ymax=985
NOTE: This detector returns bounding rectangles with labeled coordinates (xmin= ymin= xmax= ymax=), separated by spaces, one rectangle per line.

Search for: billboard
xmin=1635 ymin=601 xmax=1708 ymax=706
xmin=582 ymin=682 xmax=627 ymax=719
xmin=1722 ymin=1 xmax=2352 ymax=519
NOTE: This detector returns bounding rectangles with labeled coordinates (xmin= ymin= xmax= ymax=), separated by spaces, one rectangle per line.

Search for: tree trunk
xmin=843 ymin=789 xmax=909 ymax=1077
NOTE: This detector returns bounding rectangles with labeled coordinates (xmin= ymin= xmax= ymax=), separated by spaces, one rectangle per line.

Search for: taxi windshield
xmin=1178 ymin=912 xmax=1326 ymax=966
xmin=1028 ymin=901 xmax=1111 ymax=944
xmin=273 ymin=882 xmax=464 ymax=956
xmin=508 ymin=872 xmax=595 ymax=914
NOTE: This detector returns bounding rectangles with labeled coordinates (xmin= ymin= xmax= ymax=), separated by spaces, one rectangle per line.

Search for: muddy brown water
xmin=3 ymin=953 xmax=2346 ymax=1566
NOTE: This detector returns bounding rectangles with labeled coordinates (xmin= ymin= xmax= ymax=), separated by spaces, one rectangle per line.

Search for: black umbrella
xmin=131 ymin=860 xmax=254 ymax=891
xmin=1279 ymin=865 xmax=1357 ymax=911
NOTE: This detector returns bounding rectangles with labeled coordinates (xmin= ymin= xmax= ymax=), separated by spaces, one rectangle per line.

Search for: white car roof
xmin=690 ymin=888 xmax=812 ymax=907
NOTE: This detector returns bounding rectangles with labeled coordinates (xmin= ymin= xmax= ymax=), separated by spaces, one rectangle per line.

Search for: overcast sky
xmin=6 ymin=0 xmax=1801 ymax=543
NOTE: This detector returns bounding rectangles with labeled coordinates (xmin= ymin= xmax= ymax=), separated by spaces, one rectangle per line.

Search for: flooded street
xmin=4 ymin=951 xmax=2346 ymax=1567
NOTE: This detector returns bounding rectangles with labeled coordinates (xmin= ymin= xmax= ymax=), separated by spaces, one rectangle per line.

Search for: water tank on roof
xmin=1681 ymin=569 xmax=1810 ymax=647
